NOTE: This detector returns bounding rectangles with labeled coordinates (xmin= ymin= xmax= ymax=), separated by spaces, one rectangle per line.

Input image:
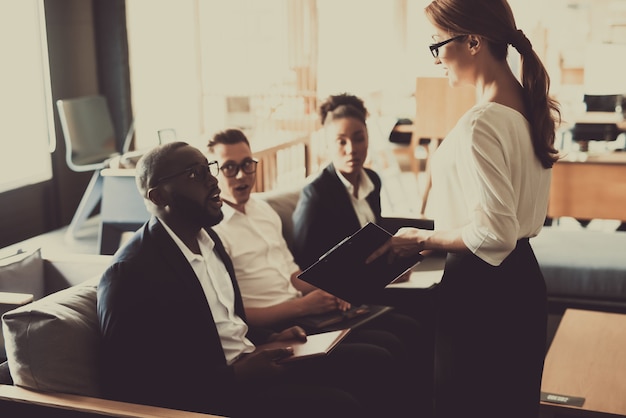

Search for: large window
xmin=126 ymin=0 xmax=626 ymax=153
xmin=0 ymin=0 xmax=54 ymax=193
xmin=126 ymin=0 xmax=320 ymax=151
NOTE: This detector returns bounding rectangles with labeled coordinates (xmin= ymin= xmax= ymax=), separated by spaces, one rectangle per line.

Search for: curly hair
xmin=319 ymin=93 xmax=369 ymax=126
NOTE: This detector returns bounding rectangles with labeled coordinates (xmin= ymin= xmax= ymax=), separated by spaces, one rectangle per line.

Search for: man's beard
xmin=171 ymin=191 xmax=224 ymax=229
xmin=202 ymin=208 xmax=224 ymax=229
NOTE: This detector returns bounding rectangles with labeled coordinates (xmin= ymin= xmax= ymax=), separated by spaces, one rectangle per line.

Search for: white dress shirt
xmin=159 ymin=219 xmax=255 ymax=364
xmin=336 ymin=168 xmax=376 ymax=228
xmin=213 ymin=197 xmax=302 ymax=308
xmin=429 ymin=102 xmax=551 ymax=266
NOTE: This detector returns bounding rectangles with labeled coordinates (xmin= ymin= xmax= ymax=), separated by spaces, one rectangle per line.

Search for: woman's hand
xmin=366 ymin=227 xmax=429 ymax=264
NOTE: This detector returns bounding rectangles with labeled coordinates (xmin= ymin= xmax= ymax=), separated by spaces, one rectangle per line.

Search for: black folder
xmin=297 ymin=222 xmax=424 ymax=305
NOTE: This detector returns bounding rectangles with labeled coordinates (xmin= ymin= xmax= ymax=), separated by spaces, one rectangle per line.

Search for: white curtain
xmin=0 ymin=0 xmax=53 ymax=193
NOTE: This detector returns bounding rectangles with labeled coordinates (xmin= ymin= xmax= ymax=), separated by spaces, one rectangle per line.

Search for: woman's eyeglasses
xmin=220 ymin=158 xmax=258 ymax=178
xmin=429 ymin=35 xmax=466 ymax=58
xmin=153 ymin=161 xmax=220 ymax=187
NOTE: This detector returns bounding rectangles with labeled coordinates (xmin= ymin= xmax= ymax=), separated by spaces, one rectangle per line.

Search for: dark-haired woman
xmin=293 ymin=93 xmax=434 ymax=416
xmin=367 ymin=1 xmax=561 ymax=417
xmin=292 ymin=93 xmax=380 ymax=269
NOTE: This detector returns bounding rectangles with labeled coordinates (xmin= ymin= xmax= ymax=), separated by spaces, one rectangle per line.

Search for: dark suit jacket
xmin=97 ymin=217 xmax=272 ymax=415
xmin=292 ymin=163 xmax=382 ymax=270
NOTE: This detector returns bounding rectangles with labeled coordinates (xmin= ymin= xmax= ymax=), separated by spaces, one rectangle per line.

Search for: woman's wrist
xmin=418 ymin=229 xmax=435 ymax=251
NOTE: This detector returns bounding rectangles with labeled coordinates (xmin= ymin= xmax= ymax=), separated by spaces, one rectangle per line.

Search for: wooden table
xmin=548 ymin=152 xmax=626 ymax=222
xmin=541 ymin=309 xmax=626 ymax=417
xmin=568 ymin=111 xmax=626 ymax=130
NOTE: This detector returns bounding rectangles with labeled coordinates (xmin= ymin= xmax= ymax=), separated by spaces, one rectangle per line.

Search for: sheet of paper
xmin=257 ymin=329 xmax=351 ymax=363
xmin=386 ymin=255 xmax=445 ymax=289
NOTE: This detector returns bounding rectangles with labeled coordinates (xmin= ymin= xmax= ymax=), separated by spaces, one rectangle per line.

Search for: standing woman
xmin=368 ymin=0 xmax=560 ymax=417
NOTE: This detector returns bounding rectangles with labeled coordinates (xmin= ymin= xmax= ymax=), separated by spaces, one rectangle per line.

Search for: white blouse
xmin=429 ymin=102 xmax=551 ymax=266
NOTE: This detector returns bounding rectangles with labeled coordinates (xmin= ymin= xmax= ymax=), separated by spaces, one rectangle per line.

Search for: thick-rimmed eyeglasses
xmin=153 ymin=161 xmax=220 ymax=187
xmin=220 ymin=158 xmax=258 ymax=178
xmin=429 ymin=35 xmax=466 ymax=58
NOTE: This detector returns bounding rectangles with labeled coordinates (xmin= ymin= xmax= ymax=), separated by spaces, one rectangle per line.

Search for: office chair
xmin=571 ymin=94 xmax=626 ymax=145
xmin=56 ymin=95 xmax=134 ymax=239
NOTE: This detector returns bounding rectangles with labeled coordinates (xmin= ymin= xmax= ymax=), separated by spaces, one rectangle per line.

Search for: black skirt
xmin=433 ymin=238 xmax=547 ymax=418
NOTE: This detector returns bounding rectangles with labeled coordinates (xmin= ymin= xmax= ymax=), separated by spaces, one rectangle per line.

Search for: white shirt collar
xmin=220 ymin=199 xmax=256 ymax=223
xmin=220 ymin=202 xmax=238 ymax=223
xmin=335 ymin=167 xmax=375 ymax=200
xmin=157 ymin=217 xmax=215 ymax=261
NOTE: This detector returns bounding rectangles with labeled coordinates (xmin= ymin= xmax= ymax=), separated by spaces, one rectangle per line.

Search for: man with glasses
xmin=207 ymin=129 xmax=387 ymax=331
xmin=208 ymin=129 xmax=351 ymax=327
xmin=208 ymin=129 xmax=428 ymax=416
xmin=97 ymin=141 xmax=406 ymax=417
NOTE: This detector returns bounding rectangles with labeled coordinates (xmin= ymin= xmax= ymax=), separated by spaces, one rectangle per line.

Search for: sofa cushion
xmin=2 ymin=276 xmax=101 ymax=397
xmin=531 ymin=228 xmax=626 ymax=302
xmin=0 ymin=248 xmax=44 ymax=301
xmin=43 ymin=253 xmax=113 ymax=294
xmin=254 ymin=186 xmax=301 ymax=253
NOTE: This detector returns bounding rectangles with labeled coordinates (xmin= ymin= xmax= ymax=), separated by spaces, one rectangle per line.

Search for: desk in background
xmin=561 ymin=111 xmax=626 ymax=152
xmin=99 ymin=169 xmax=148 ymax=255
xmin=570 ymin=111 xmax=626 ymax=129
xmin=548 ymin=152 xmax=626 ymax=224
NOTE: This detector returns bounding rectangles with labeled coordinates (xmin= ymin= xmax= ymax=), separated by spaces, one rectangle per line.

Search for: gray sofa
xmin=1 ymin=186 xmax=625 ymax=417
xmin=0 ymin=252 xmax=222 ymax=417
xmin=254 ymin=185 xmax=435 ymax=255
xmin=531 ymin=227 xmax=626 ymax=314
xmin=0 ymin=187 xmax=436 ymax=417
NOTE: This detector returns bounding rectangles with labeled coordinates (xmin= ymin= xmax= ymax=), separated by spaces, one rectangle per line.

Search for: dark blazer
xmin=97 ymin=216 xmax=271 ymax=416
xmin=292 ymin=163 xmax=382 ymax=270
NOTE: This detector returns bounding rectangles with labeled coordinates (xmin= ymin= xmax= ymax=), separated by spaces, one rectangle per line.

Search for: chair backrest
xmin=56 ymin=95 xmax=119 ymax=172
xmin=254 ymin=186 xmax=302 ymax=254
xmin=583 ymin=94 xmax=624 ymax=113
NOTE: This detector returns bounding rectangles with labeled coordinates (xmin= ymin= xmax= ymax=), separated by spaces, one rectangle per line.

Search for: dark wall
xmin=93 ymin=0 xmax=133 ymax=150
xmin=0 ymin=0 xmax=131 ymax=249
xmin=46 ymin=0 xmax=101 ymax=234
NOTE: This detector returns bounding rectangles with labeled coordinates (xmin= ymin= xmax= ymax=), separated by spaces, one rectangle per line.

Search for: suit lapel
xmin=364 ymin=168 xmax=383 ymax=223
xmin=148 ymin=218 xmax=248 ymax=323
xmin=147 ymin=218 xmax=209 ymax=306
